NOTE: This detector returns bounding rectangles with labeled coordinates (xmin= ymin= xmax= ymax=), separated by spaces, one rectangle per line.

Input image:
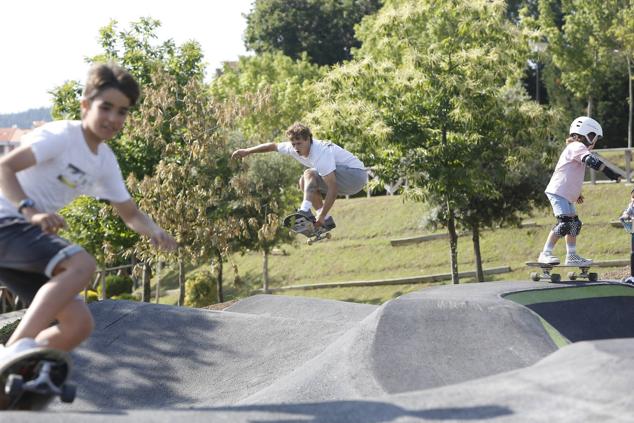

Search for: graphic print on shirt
xmin=57 ymin=164 xmax=89 ymax=189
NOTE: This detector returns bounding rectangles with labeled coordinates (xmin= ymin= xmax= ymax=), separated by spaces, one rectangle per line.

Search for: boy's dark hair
xmin=84 ymin=62 xmax=140 ymax=106
xmin=285 ymin=122 xmax=312 ymax=142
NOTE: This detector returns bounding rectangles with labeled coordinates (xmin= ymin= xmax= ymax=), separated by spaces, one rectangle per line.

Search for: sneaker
xmin=322 ymin=216 xmax=337 ymax=231
xmin=296 ymin=209 xmax=316 ymax=222
xmin=0 ymin=338 xmax=39 ymax=364
xmin=565 ymin=254 xmax=592 ymax=266
xmin=538 ymin=252 xmax=560 ymax=265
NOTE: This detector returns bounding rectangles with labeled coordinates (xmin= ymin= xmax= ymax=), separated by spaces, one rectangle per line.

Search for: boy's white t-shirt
xmin=545 ymin=141 xmax=590 ymax=203
xmin=276 ymin=139 xmax=365 ymax=176
xmin=0 ymin=120 xmax=131 ymax=219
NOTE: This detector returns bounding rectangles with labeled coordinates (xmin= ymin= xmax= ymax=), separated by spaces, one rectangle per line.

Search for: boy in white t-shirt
xmin=231 ymin=123 xmax=367 ymax=230
xmin=0 ymin=63 xmax=177 ymax=363
xmin=537 ymin=116 xmax=620 ymax=266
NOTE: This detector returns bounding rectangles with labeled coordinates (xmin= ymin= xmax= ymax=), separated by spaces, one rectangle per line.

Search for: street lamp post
xmin=530 ymin=40 xmax=548 ymax=104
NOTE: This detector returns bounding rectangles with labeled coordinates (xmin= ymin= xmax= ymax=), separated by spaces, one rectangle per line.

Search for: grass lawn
xmin=144 ymin=181 xmax=632 ymax=306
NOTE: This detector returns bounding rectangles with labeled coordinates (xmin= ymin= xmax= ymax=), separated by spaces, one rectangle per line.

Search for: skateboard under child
xmin=283 ymin=212 xmax=332 ymax=245
xmin=0 ymin=347 xmax=76 ymax=410
xmin=525 ymin=261 xmax=598 ymax=283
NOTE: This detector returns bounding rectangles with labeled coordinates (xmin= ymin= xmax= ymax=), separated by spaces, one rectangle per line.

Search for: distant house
xmin=0 ymin=127 xmax=26 ymax=155
xmin=0 ymin=121 xmax=45 ymax=155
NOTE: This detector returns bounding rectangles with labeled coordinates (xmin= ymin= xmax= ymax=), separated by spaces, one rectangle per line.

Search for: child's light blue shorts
xmin=546 ymin=192 xmax=576 ymax=216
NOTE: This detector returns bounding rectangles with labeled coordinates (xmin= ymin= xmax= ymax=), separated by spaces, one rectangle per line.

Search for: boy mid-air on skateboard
xmin=231 ymin=123 xmax=368 ymax=231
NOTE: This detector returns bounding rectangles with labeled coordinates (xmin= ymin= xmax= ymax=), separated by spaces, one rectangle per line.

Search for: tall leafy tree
xmin=244 ymin=0 xmax=382 ymax=66
xmin=310 ymin=0 xmax=558 ymax=283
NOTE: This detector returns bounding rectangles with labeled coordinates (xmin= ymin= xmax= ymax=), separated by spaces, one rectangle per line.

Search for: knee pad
xmin=553 ymin=215 xmax=582 ymax=236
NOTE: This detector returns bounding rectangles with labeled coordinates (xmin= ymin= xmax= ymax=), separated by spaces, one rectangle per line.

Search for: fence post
xmin=99 ymin=270 xmax=106 ymax=301
xmin=626 ymin=149 xmax=632 ymax=183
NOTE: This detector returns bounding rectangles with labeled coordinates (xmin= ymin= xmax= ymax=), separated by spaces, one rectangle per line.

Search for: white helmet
xmin=569 ymin=116 xmax=603 ymax=145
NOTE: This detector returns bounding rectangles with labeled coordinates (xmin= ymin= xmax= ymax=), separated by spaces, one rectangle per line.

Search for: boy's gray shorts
xmin=315 ymin=166 xmax=368 ymax=196
xmin=0 ymin=218 xmax=84 ymax=305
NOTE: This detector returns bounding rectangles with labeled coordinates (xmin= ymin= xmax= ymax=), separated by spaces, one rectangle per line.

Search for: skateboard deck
xmin=0 ymin=347 xmax=76 ymax=410
xmin=283 ymin=213 xmax=332 ymax=245
xmin=525 ymin=261 xmax=598 ymax=283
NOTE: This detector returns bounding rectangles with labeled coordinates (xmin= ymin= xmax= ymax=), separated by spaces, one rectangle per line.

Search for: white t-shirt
xmin=276 ymin=139 xmax=365 ymax=176
xmin=0 ymin=120 xmax=131 ymax=219
xmin=545 ymin=141 xmax=590 ymax=203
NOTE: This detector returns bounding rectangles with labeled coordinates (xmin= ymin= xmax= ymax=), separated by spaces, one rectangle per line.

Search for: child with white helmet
xmin=537 ymin=116 xmax=621 ymax=266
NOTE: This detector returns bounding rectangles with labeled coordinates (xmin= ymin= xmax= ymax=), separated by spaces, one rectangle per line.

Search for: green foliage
xmin=59 ymin=196 xmax=138 ymax=265
xmin=97 ymin=274 xmax=134 ymax=298
xmin=111 ymin=293 xmax=139 ymax=301
xmin=185 ymin=270 xmax=218 ymax=307
xmin=244 ymin=0 xmax=382 ymax=66
xmin=210 ymin=52 xmax=323 ymax=142
xmin=0 ymin=319 xmax=20 ymax=345
xmin=49 ymin=81 xmax=82 ymax=120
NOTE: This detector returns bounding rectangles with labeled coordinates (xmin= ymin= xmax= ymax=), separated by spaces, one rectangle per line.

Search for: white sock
xmin=543 ymin=241 xmax=555 ymax=254
xmin=316 ymin=208 xmax=331 ymax=219
xmin=300 ymin=200 xmax=313 ymax=212
xmin=566 ymin=244 xmax=576 ymax=255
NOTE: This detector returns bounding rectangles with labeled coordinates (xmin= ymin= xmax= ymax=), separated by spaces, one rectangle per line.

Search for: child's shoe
xmin=538 ymin=251 xmax=560 ymax=265
xmin=322 ymin=216 xmax=336 ymax=231
xmin=565 ymin=254 xmax=592 ymax=266
xmin=0 ymin=338 xmax=40 ymax=365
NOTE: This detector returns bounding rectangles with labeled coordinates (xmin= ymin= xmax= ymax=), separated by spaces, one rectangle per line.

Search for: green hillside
xmin=226 ymin=182 xmax=633 ymax=304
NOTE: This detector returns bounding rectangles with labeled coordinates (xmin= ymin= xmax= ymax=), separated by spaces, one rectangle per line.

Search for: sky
xmin=1 ymin=0 xmax=254 ymax=114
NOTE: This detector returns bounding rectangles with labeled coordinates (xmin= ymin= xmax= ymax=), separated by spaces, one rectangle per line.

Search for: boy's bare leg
xmin=7 ymin=251 xmax=96 ymax=351
xmin=35 ymin=298 xmax=94 ymax=351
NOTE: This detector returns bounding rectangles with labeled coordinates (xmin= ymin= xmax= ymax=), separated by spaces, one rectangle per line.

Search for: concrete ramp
xmin=2 ymin=281 xmax=634 ymax=422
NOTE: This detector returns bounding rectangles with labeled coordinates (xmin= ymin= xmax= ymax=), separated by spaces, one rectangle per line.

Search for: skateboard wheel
xmin=567 ymin=272 xmax=577 ymax=280
xmin=60 ymin=383 xmax=76 ymax=403
xmin=588 ymin=272 xmax=598 ymax=282
xmin=325 ymin=232 xmax=332 ymax=239
xmin=550 ymin=273 xmax=561 ymax=283
xmin=307 ymin=239 xmax=313 ymax=246
xmin=530 ymin=272 xmax=540 ymax=282
xmin=5 ymin=374 xmax=24 ymax=396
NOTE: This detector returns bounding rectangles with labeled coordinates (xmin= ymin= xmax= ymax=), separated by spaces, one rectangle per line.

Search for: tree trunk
xmin=155 ymin=261 xmax=162 ymax=304
xmin=142 ymin=262 xmax=152 ymax=303
xmin=214 ymin=251 xmax=224 ymax=304
xmin=586 ymin=96 xmax=594 ymax=117
xmin=178 ymin=259 xmax=186 ymax=307
xmin=263 ymin=250 xmax=270 ymax=294
xmin=472 ymin=223 xmax=484 ymax=282
xmin=447 ymin=204 xmax=460 ymax=284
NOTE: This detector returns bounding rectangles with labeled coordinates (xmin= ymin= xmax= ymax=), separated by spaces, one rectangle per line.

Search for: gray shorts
xmin=315 ymin=166 xmax=368 ymax=196
xmin=0 ymin=218 xmax=84 ymax=304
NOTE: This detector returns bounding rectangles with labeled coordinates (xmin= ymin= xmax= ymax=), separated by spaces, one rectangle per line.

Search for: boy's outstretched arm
xmin=231 ymin=142 xmax=277 ymax=160
xmin=112 ymin=200 xmax=178 ymax=251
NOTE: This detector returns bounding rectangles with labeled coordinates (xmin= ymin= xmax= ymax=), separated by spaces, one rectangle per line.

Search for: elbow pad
xmin=603 ymin=166 xmax=621 ymax=181
xmin=581 ymin=154 xmax=603 ymax=170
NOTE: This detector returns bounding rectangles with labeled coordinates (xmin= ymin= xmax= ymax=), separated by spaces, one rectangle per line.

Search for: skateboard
xmin=525 ymin=261 xmax=598 ymax=283
xmin=283 ymin=212 xmax=332 ymax=245
xmin=0 ymin=347 xmax=76 ymax=410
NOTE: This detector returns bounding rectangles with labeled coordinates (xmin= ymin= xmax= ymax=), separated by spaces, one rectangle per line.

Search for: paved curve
xmin=3 ymin=281 xmax=634 ymax=422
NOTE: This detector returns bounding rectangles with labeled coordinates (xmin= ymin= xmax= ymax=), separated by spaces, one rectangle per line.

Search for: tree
xmin=538 ymin=0 xmax=626 ymax=116
xmin=129 ymin=68 xmax=260 ymax=304
xmin=244 ymin=0 xmax=382 ymax=66
xmin=49 ymin=18 xmax=209 ymax=301
xmin=310 ymin=0 xmax=558 ymax=283
xmin=211 ymin=52 xmax=321 ymax=288
xmin=210 ymin=52 xmax=323 ymax=142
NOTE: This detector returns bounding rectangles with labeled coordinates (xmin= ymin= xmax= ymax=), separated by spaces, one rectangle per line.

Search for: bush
xmin=0 ymin=319 xmax=20 ymax=345
xmin=97 ymin=275 xmax=133 ymax=299
xmin=185 ymin=271 xmax=218 ymax=308
xmin=84 ymin=290 xmax=99 ymax=303
xmin=111 ymin=293 xmax=139 ymax=301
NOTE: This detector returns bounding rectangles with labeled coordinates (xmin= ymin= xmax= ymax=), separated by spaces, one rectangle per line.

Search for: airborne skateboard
xmin=0 ymin=347 xmax=76 ymax=410
xmin=525 ymin=261 xmax=598 ymax=283
xmin=283 ymin=212 xmax=332 ymax=245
